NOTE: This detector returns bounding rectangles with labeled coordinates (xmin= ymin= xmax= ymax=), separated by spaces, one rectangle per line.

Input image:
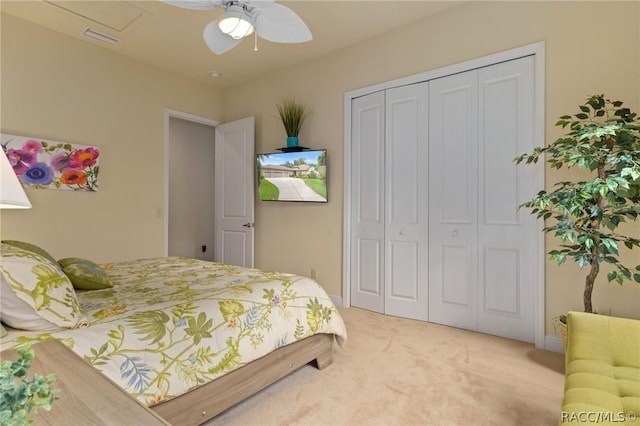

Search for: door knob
xmin=243 ymin=223 xmax=254 ymax=228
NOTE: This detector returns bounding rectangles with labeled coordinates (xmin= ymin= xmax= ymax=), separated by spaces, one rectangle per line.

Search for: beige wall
xmin=0 ymin=14 xmax=223 ymax=262
xmin=222 ymin=1 xmax=640 ymax=333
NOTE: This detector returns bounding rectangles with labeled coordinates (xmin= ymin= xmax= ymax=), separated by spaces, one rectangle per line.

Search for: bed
xmin=0 ymin=242 xmax=347 ymax=425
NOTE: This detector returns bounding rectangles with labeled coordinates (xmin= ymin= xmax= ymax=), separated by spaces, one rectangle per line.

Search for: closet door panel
xmin=477 ymin=56 xmax=535 ymax=342
xmin=428 ymin=71 xmax=478 ymax=330
xmin=350 ymin=92 xmax=386 ymax=313
xmin=384 ymin=83 xmax=429 ymax=321
xmin=484 ymin=248 xmax=518 ymax=313
xmin=441 ymin=245 xmax=473 ymax=306
xmin=388 ymin=241 xmax=419 ymax=299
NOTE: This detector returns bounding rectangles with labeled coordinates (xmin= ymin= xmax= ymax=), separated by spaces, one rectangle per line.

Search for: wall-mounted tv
xmin=257 ymin=149 xmax=327 ymax=202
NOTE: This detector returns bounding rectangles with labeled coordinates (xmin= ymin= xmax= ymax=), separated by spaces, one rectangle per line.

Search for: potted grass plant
xmin=515 ymin=94 xmax=640 ymax=348
xmin=276 ymin=98 xmax=308 ymax=148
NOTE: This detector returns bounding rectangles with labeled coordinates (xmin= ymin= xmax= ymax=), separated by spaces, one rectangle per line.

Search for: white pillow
xmin=0 ymin=243 xmax=84 ymax=330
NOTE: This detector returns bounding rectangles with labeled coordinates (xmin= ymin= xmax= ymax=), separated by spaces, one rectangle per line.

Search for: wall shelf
xmin=276 ymin=146 xmax=310 ymax=152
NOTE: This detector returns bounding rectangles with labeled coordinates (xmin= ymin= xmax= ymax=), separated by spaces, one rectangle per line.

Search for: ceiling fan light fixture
xmin=163 ymin=0 xmax=312 ymax=54
xmin=218 ymin=4 xmax=254 ymax=40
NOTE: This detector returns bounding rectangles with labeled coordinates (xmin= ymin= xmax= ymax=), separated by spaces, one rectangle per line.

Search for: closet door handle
xmin=243 ymin=223 xmax=254 ymax=228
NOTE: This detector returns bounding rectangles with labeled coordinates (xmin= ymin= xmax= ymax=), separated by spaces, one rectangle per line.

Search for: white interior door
xmin=384 ymin=83 xmax=429 ymax=321
xmin=214 ymin=117 xmax=255 ymax=267
xmin=428 ymin=70 xmax=479 ymax=330
xmin=350 ymin=91 xmax=385 ymax=313
xmin=477 ymin=56 xmax=535 ymax=342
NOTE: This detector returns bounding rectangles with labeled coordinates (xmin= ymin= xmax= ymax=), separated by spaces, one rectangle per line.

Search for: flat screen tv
xmin=257 ymin=149 xmax=327 ymax=202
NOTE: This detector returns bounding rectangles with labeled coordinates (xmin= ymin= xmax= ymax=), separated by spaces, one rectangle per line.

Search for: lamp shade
xmin=0 ymin=149 xmax=32 ymax=209
xmin=218 ymin=4 xmax=254 ymax=39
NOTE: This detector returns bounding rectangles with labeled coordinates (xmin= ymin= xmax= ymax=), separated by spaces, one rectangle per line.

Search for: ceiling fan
xmin=160 ymin=0 xmax=312 ymax=55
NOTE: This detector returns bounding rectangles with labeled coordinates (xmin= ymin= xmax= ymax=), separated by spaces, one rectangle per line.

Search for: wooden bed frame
xmin=151 ymin=333 xmax=335 ymax=425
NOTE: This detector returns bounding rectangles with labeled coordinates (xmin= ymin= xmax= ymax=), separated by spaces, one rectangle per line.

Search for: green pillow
xmin=58 ymin=257 xmax=113 ymax=290
xmin=1 ymin=240 xmax=57 ymax=264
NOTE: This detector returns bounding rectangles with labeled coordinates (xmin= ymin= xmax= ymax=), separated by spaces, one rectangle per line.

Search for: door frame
xmin=163 ymin=109 xmax=219 ymax=257
xmin=342 ymin=42 xmax=546 ymax=349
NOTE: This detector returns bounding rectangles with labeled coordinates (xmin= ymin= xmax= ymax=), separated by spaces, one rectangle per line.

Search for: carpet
xmin=209 ymin=307 xmax=565 ymax=425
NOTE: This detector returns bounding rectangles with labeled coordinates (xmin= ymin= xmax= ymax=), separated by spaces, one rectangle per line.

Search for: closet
xmin=349 ymin=55 xmax=539 ymax=343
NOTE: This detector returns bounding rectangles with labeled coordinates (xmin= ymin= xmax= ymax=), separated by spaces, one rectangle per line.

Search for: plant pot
xmin=559 ymin=321 xmax=567 ymax=350
xmin=287 ymin=136 xmax=299 ymax=148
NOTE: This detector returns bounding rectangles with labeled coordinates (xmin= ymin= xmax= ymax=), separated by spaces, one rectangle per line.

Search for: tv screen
xmin=257 ymin=149 xmax=327 ymax=202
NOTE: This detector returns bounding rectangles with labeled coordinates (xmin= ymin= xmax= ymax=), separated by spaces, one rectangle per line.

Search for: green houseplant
xmin=276 ymin=98 xmax=308 ymax=148
xmin=0 ymin=344 xmax=58 ymax=426
xmin=515 ymin=95 xmax=640 ymax=333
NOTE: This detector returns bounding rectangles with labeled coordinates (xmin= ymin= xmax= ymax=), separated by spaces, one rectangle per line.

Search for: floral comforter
xmin=0 ymin=257 xmax=347 ymax=406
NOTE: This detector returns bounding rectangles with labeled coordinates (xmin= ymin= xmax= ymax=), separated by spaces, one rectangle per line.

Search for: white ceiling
xmin=1 ymin=0 xmax=463 ymax=89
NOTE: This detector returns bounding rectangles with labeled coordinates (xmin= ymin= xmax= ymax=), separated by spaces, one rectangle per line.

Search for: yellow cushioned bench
xmin=560 ymin=311 xmax=640 ymax=425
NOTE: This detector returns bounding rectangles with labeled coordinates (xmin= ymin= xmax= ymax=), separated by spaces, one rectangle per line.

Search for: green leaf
xmin=185 ymin=312 xmax=213 ymax=345
xmin=0 ymin=345 xmax=58 ymax=424
xmin=293 ymin=319 xmax=306 ymax=340
xmin=584 ymin=238 xmax=594 ymax=249
xmin=306 ymin=297 xmax=332 ymax=333
xmin=126 ymin=310 xmax=170 ymax=345
xmin=209 ymin=337 xmax=241 ymax=374
xmin=601 ymin=238 xmax=619 ymax=255
xmin=219 ymin=300 xmax=245 ymax=322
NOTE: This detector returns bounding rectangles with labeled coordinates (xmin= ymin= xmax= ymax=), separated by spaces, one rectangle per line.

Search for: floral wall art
xmin=2 ymin=133 xmax=100 ymax=192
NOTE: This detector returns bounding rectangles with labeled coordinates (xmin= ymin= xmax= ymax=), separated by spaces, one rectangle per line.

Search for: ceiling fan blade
xmin=254 ymin=3 xmax=312 ymax=43
xmin=203 ymin=20 xmax=242 ymax=55
xmin=159 ymin=0 xmax=223 ymax=11
xmin=246 ymin=0 xmax=276 ymax=8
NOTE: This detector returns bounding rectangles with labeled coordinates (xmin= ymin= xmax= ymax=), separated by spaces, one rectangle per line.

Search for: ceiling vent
xmin=45 ymin=1 xmax=149 ymax=33
xmin=83 ymin=28 xmax=120 ymax=46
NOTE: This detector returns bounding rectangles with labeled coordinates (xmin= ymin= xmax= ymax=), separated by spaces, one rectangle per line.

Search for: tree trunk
xmin=584 ymin=158 xmax=607 ymax=313
xmin=584 ymin=249 xmax=599 ymax=313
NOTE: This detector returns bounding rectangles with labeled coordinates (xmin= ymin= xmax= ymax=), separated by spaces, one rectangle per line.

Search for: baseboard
xmin=333 ymin=298 xmax=565 ymax=353
xmin=330 ymin=295 xmax=343 ymax=307
xmin=545 ymin=335 xmax=564 ymax=354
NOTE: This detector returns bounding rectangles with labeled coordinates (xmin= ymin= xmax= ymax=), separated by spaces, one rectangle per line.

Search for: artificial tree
xmin=515 ymin=94 xmax=640 ymax=314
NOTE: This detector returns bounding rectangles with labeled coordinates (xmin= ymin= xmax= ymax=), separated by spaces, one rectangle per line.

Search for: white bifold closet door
xmin=350 ymin=56 xmax=536 ymax=343
xmin=350 ymin=91 xmax=386 ymax=314
xmin=350 ymin=83 xmax=429 ymax=321
xmin=384 ymin=83 xmax=429 ymax=320
xmin=428 ymin=56 xmax=536 ymax=342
